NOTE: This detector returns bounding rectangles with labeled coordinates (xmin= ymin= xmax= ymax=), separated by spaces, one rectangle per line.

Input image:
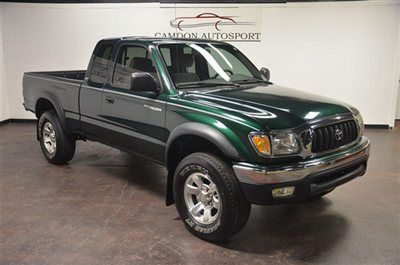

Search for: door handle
xmin=105 ymin=96 xmax=115 ymax=104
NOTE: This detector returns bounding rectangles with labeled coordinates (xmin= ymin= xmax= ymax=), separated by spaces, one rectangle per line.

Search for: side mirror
xmin=260 ymin=67 xmax=270 ymax=82
xmin=130 ymin=72 xmax=159 ymax=96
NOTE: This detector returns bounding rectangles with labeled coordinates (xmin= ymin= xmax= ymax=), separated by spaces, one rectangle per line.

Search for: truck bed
xmin=22 ymin=70 xmax=86 ymax=120
xmin=26 ymin=70 xmax=86 ymax=81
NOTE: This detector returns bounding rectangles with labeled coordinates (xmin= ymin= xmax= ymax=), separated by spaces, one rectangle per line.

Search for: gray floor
xmin=1 ymin=123 xmax=399 ymax=265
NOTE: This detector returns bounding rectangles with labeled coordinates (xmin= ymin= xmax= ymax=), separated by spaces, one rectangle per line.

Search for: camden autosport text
xmin=154 ymin=32 xmax=261 ymax=42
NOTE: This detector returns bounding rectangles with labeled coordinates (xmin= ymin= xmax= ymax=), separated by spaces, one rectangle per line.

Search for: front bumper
xmin=233 ymin=137 xmax=370 ymax=205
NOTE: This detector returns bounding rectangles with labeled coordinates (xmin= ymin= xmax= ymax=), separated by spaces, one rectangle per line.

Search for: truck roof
xmin=101 ymin=36 xmax=228 ymax=45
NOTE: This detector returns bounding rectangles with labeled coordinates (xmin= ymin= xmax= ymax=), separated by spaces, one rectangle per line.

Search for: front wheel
xmin=38 ymin=110 xmax=76 ymax=165
xmin=174 ymin=152 xmax=251 ymax=242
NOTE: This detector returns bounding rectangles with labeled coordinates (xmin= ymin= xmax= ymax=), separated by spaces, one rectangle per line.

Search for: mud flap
xmin=166 ymin=170 xmax=175 ymax=206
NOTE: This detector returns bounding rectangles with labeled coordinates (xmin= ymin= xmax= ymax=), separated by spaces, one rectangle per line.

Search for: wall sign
xmin=155 ymin=8 xmax=262 ymax=42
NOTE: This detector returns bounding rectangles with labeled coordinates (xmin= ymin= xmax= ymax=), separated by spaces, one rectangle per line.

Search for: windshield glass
xmin=158 ymin=43 xmax=263 ymax=89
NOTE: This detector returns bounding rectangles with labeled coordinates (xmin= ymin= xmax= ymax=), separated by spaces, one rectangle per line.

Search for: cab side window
xmin=112 ymin=45 xmax=157 ymax=90
xmin=89 ymin=43 xmax=114 ymax=86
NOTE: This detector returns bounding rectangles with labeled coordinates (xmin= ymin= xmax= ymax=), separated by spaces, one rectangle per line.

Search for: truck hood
xmin=182 ymin=83 xmax=353 ymax=130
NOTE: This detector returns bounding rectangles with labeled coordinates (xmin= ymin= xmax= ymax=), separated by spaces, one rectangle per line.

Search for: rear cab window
xmin=88 ymin=43 xmax=114 ymax=87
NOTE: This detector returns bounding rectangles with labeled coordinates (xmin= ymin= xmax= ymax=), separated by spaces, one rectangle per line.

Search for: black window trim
xmin=107 ymin=42 xmax=163 ymax=96
xmin=155 ymin=42 xmax=262 ymax=90
xmin=87 ymin=41 xmax=115 ymax=86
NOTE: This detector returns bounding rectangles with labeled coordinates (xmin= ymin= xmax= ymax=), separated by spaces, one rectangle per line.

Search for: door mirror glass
xmin=130 ymin=72 xmax=159 ymax=96
xmin=260 ymin=67 xmax=270 ymax=82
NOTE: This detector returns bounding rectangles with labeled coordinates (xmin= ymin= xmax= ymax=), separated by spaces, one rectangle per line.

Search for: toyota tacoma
xmin=23 ymin=37 xmax=370 ymax=242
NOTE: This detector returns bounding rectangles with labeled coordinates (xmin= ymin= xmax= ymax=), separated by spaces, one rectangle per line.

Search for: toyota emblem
xmin=335 ymin=129 xmax=344 ymax=141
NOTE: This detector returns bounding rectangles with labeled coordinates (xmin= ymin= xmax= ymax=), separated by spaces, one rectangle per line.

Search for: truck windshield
xmin=158 ymin=43 xmax=263 ymax=89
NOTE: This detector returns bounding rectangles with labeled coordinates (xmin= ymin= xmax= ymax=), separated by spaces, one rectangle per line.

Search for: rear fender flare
xmin=35 ymin=92 xmax=68 ymax=140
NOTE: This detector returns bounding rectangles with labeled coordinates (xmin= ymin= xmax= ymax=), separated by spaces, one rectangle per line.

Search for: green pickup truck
xmin=23 ymin=37 xmax=370 ymax=242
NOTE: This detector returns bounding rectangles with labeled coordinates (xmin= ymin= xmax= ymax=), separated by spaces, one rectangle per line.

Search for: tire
xmin=38 ymin=110 xmax=76 ymax=165
xmin=173 ymin=152 xmax=251 ymax=242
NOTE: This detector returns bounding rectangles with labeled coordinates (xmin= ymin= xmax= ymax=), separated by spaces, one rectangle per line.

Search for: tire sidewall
xmin=174 ymin=155 xmax=233 ymax=241
xmin=38 ymin=111 xmax=60 ymax=161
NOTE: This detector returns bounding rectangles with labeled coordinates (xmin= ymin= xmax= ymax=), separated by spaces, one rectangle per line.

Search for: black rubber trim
xmin=165 ymin=122 xmax=240 ymax=206
xmin=36 ymin=92 xmax=69 ymax=133
xmin=165 ymin=122 xmax=240 ymax=161
xmin=310 ymin=163 xmax=365 ymax=193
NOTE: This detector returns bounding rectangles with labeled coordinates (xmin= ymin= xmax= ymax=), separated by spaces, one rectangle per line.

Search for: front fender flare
xmin=165 ymin=122 xmax=240 ymax=163
xmin=165 ymin=122 xmax=240 ymax=206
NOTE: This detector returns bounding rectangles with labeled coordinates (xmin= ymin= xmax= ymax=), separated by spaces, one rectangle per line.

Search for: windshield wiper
xmin=176 ymin=82 xmax=239 ymax=89
xmin=234 ymin=78 xmax=270 ymax=85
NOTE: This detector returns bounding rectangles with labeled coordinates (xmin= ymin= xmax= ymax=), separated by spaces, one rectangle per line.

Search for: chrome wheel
xmin=184 ymin=172 xmax=221 ymax=225
xmin=43 ymin=122 xmax=57 ymax=154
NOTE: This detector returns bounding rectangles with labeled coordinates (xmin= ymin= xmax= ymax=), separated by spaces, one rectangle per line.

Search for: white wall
xmin=1 ymin=1 xmax=399 ymax=126
xmin=396 ymin=18 xmax=400 ymax=120
xmin=0 ymin=2 xmax=10 ymax=121
xmin=232 ymin=1 xmax=399 ymax=126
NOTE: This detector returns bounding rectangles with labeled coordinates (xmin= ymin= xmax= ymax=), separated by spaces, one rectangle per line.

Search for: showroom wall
xmin=0 ymin=1 xmax=399 ymax=126
xmin=0 ymin=2 xmax=9 ymax=121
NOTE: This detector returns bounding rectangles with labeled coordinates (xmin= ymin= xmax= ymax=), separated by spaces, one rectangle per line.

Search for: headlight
xmin=354 ymin=112 xmax=364 ymax=136
xmin=249 ymin=132 xmax=299 ymax=156
xmin=271 ymin=132 xmax=299 ymax=155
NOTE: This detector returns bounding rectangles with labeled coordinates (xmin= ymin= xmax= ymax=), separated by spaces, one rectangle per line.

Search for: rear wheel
xmin=38 ymin=110 xmax=76 ymax=164
xmin=174 ymin=152 xmax=251 ymax=242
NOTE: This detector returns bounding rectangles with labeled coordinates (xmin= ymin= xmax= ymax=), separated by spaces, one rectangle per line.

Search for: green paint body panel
xmin=164 ymin=83 xmax=352 ymax=163
xmin=23 ymin=37 xmax=357 ymax=165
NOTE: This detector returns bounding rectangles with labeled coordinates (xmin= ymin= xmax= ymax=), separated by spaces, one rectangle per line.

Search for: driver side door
xmin=101 ymin=44 xmax=167 ymax=162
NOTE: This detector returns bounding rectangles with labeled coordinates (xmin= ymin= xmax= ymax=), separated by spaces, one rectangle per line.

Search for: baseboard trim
xmin=0 ymin=119 xmax=37 ymax=126
xmin=364 ymin=124 xmax=389 ymax=129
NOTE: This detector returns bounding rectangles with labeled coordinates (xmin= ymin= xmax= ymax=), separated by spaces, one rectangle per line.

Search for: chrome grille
xmin=311 ymin=120 xmax=358 ymax=153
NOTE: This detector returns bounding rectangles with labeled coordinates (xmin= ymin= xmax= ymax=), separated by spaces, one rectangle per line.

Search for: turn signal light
xmin=250 ymin=134 xmax=271 ymax=156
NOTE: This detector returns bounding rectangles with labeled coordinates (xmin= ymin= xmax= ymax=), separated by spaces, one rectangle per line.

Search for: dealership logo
xmin=170 ymin=13 xmax=256 ymax=31
xmin=155 ymin=10 xmax=261 ymax=42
